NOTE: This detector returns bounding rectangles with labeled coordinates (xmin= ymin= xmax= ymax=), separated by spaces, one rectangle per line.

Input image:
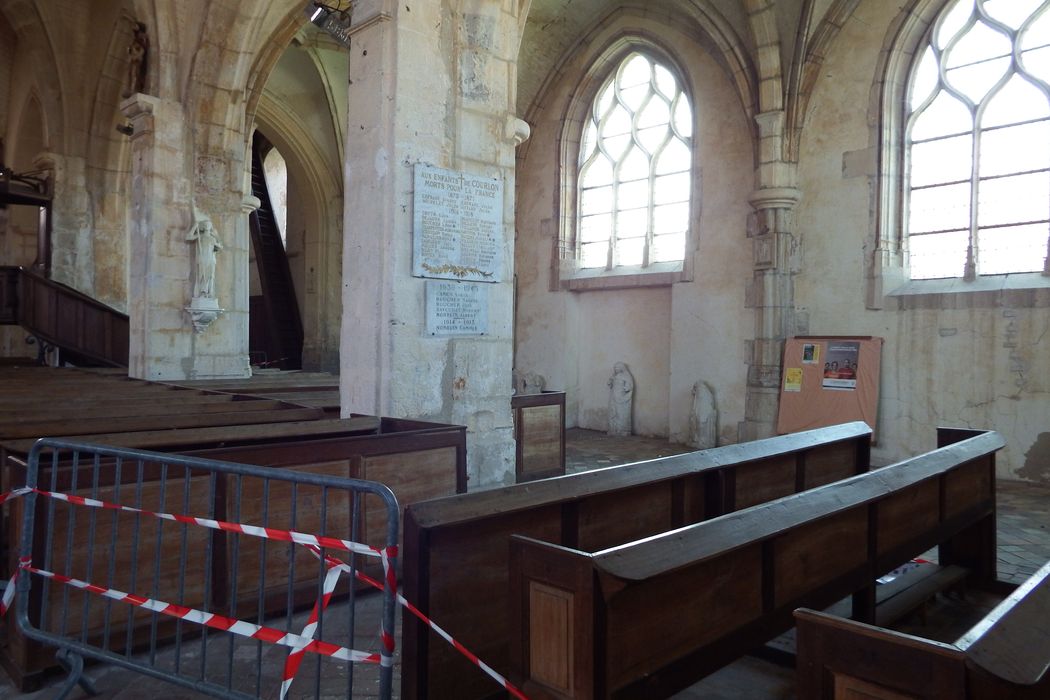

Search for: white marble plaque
xmin=413 ymin=164 xmax=502 ymax=282
xmin=426 ymin=280 xmax=488 ymax=336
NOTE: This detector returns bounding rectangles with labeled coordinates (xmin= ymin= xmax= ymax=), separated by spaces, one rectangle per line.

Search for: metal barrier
xmin=12 ymin=438 xmax=399 ymax=699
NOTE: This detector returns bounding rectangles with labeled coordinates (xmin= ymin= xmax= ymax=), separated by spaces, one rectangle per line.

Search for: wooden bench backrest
xmin=959 ymin=559 xmax=1050 ymax=688
xmin=402 ymin=421 xmax=872 ymax=699
xmin=795 ymin=559 xmax=1050 ymax=699
xmin=511 ymin=429 xmax=1004 ymax=699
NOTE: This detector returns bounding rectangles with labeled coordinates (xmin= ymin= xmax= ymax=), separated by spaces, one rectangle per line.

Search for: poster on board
xmin=776 ymin=336 xmax=883 ymax=438
xmin=822 ymin=341 xmax=859 ymax=390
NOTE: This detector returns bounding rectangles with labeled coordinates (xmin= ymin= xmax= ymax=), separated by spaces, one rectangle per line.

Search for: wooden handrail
xmin=16 ymin=267 xmax=129 ymax=366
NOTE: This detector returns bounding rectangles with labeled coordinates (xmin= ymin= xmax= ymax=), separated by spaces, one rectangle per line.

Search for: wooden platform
xmin=164 ymin=369 xmax=341 ymax=411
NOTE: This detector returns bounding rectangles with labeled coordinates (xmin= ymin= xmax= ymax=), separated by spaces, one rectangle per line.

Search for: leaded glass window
xmin=576 ymin=53 xmax=693 ymax=270
xmin=906 ymin=0 xmax=1050 ymax=279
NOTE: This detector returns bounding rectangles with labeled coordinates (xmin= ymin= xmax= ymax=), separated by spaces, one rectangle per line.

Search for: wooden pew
xmin=507 ymin=429 xmax=1003 ymax=699
xmin=403 ymin=422 xmax=872 ymax=699
xmin=795 ymin=559 xmax=1050 ymax=699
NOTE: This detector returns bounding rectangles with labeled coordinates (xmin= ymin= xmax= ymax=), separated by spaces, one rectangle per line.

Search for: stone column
xmin=122 ymin=93 xmax=250 ymax=380
xmin=739 ymin=110 xmax=802 ymax=441
xmin=342 ymin=0 xmax=396 ymax=418
xmin=341 ymin=0 xmax=521 ymax=487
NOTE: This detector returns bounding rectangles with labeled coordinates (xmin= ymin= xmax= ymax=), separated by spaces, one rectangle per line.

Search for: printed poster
xmin=801 ymin=343 xmax=820 ymax=364
xmin=822 ymin=341 xmax=860 ymax=390
xmin=784 ymin=367 xmax=803 ymax=392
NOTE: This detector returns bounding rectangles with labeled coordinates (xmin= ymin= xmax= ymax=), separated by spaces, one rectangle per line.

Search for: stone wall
xmin=514 ymin=6 xmax=754 ymax=442
xmin=795 ymin=0 xmax=1050 ymax=480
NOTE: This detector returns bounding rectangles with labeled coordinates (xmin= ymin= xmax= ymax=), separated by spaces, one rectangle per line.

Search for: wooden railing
xmin=0 ymin=267 xmax=18 ymax=325
xmin=14 ymin=268 xmax=129 ymax=366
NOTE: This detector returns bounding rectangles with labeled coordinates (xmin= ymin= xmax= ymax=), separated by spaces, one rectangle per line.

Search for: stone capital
xmin=754 ymin=110 xmax=785 ymax=138
xmin=509 ymin=116 xmax=531 ymax=146
xmin=31 ymin=150 xmax=61 ymax=173
xmin=748 ymin=186 xmax=801 ymax=211
xmin=241 ymin=194 xmax=261 ymax=214
xmin=120 ymin=93 xmax=158 ymax=118
xmin=120 ymin=93 xmax=160 ymax=137
xmin=347 ymin=0 xmax=393 ymax=36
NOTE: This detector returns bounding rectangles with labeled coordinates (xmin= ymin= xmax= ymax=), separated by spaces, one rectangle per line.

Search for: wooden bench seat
xmin=403 ymin=421 xmax=872 ymax=698
xmin=508 ymin=429 xmax=1003 ymax=699
xmin=0 ymin=416 xmax=382 ymax=455
xmin=0 ymin=397 xmax=307 ymax=423
xmin=795 ymin=559 xmax=1050 ymax=699
xmin=0 ymin=406 xmax=326 ymax=438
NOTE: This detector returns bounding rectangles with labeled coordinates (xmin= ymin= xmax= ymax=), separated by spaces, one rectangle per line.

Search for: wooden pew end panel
xmin=510 ymin=535 xmax=596 ymax=700
xmin=794 ymin=608 xmax=967 ymax=700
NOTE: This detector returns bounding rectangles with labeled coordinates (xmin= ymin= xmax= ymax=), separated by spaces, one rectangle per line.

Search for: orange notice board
xmin=776 ymin=336 xmax=883 ymax=437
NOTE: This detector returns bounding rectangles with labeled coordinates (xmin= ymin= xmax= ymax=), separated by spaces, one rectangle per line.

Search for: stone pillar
xmin=739 ymin=110 xmax=802 ymax=441
xmin=341 ymin=0 xmax=521 ymax=488
xmin=122 ymin=93 xmax=250 ymax=380
xmin=342 ymin=0 xmax=396 ymax=418
xmin=35 ymin=152 xmax=92 ymax=293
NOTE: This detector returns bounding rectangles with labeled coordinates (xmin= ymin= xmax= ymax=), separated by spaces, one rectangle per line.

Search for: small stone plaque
xmin=426 ymin=280 xmax=488 ymax=336
xmin=413 ymin=164 xmax=503 ymax=282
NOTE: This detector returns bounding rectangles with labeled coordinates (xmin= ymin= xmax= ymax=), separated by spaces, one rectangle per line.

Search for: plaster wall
xmin=795 ymin=0 xmax=1050 ymax=481
xmin=573 ymin=288 xmax=671 ymax=436
xmin=514 ymin=9 xmax=754 ymax=441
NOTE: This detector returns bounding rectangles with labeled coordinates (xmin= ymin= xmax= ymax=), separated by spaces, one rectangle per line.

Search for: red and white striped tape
xmin=0 ymin=484 xmax=529 ymax=699
xmin=21 ymin=558 xmax=380 ymax=664
xmin=0 ymin=489 xmax=32 ymax=616
xmin=0 ymin=569 xmax=16 ymax=617
xmin=279 ymin=555 xmax=345 ymax=699
xmin=311 ymin=550 xmax=531 ymax=700
xmin=32 ymin=487 xmax=391 ymax=563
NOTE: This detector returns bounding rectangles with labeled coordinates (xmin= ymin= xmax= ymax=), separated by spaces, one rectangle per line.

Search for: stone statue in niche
xmin=513 ymin=370 xmax=546 ymax=395
xmin=123 ymin=21 xmax=149 ymax=98
xmin=607 ymin=362 xmax=634 ymax=436
xmin=689 ymin=380 xmax=719 ymax=449
xmin=186 ymin=211 xmax=223 ymax=299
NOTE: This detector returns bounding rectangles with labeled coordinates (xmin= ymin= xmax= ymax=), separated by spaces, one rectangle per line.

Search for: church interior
xmin=0 ymin=0 xmax=1048 ymax=697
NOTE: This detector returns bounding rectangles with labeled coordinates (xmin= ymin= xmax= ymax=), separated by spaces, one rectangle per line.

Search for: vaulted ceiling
xmin=517 ymin=0 xmax=856 ymax=118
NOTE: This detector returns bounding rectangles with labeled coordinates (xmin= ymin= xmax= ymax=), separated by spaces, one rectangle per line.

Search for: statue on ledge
xmin=123 ymin=21 xmax=149 ymax=98
xmin=607 ymin=362 xmax=634 ymax=436
xmin=186 ymin=211 xmax=223 ymax=299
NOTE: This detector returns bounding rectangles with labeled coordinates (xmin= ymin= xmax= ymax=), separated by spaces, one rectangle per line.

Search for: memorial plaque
xmin=413 ymin=164 xmax=503 ymax=282
xmin=426 ymin=280 xmax=488 ymax=336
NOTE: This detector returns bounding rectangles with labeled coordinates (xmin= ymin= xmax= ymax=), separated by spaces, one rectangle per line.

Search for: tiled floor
xmin=1 ymin=429 xmax=1047 ymax=698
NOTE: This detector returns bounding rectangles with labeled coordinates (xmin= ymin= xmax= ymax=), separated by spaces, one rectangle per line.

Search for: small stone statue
xmin=607 ymin=362 xmax=634 ymax=436
xmin=123 ymin=22 xmax=149 ymax=98
xmin=513 ymin=370 xmax=546 ymax=395
xmin=689 ymin=380 xmax=718 ymax=449
xmin=186 ymin=211 xmax=223 ymax=299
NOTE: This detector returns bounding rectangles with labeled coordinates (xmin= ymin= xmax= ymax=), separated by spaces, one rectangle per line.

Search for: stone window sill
xmin=887 ymin=272 xmax=1050 ymax=309
xmin=563 ymin=262 xmax=688 ymax=291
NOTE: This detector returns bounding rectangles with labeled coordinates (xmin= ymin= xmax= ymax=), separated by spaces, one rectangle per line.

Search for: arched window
xmin=905 ymin=0 xmax=1050 ymax=279
xmin=575 ymin=51 xmax=693 ymax=273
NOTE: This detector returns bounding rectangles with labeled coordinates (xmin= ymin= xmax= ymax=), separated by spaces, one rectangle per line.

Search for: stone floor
xmin=1 ymin=428 xmax=1047 ymax=698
